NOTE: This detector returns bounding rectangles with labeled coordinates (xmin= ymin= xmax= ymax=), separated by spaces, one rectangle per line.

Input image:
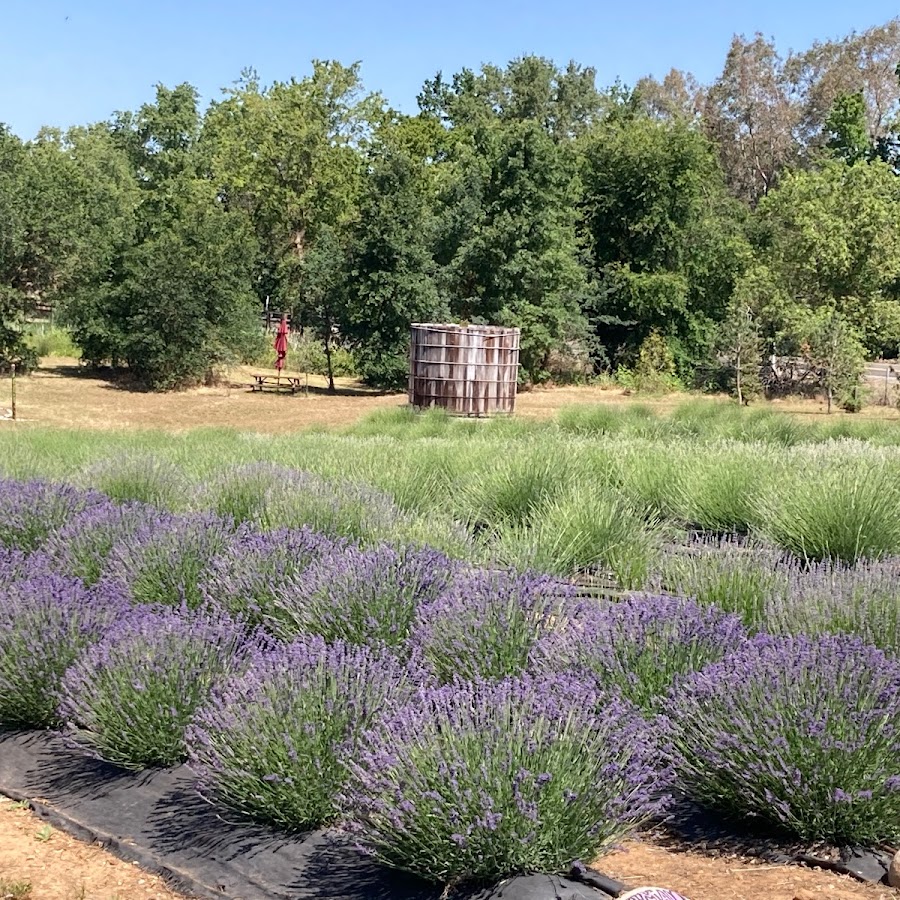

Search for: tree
xmin=435 ymin=118 xmax=588 ymax=380
xmin=703 ymin=34 xmax=801 ymax=204
xmin=206 ymin=63 xmax=383 ymax=388
xmin=579 ymin=114 xmax=750 ymax=374
xmin=754 ymin=160 xmax=900 ymax=357
xmin=716 ymin=300 xmax=762 ymax=405
xmin=342 ymin=134 xmax=445 ymax=388
xmin=803 ymin=312 xmax=866 ymax=413
xmin=62 ymin=85 xmax=260 ymax=389
xmin=824 ymin=93 xmax=872 ymax=163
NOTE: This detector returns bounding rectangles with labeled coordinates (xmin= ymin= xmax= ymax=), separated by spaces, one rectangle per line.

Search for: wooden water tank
xmin=408 ymin=323 xmax=520 ymax=416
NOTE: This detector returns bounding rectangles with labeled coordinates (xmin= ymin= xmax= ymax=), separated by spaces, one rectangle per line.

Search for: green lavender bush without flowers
xmin=489 ymin=486 xmax=662 ymax=588
xmin=669 ymin=634 xmax=900 ymax=845
xmin=756 ymin=450 xmax=900 ymax=562
xmin=187 ymin=637 xmax=421 ymax=831
xmin=59 ymin=604 xmax=260 ymax=769
xmin=79 ymin=452 xmax=194 ymax=511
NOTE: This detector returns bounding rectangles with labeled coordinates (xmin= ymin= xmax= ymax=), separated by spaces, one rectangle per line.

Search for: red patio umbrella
xmin=273 ymin=316 xmax=289 ymax=384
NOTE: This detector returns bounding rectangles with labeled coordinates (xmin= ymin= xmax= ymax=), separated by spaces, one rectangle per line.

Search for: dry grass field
xmin=1 ymin=357 xmax=897 ymax=434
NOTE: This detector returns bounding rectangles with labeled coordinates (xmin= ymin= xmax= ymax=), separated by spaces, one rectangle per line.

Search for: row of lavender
xmin=1 ymin=475 xmax=899 ymax=884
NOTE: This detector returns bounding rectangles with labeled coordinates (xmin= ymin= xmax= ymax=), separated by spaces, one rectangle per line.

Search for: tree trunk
xmin=324 ymin=332 xmax=335 ymax=394
xmin=826 ymin=382 xmax=833 ymax=414
xmin=735 ymin=355 xmax=743 ymax=406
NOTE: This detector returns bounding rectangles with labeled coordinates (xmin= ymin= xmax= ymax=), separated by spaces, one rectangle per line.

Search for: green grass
xmin=2 ymin=402 xmax=900 ymax=576
xmin=24 ymin=323 xmax=80 ymax=359
xmin=0 ymin=877 xmax=32 ymax=898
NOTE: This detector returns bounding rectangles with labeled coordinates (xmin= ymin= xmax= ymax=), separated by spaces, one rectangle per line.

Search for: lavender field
xmin=0 ymin=409 xmax=899 ymax=886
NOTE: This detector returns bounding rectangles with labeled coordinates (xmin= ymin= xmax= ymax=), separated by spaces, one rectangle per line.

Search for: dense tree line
xmin=1 ymin=20 xmax=899 ymax=392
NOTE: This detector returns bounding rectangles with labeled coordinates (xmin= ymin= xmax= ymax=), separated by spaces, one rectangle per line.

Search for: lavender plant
xmin=669 ymin=633 xmax=900 ymax=845
xmin=105 ymin=513 xmax=238 ymax=607
xmin=187 ymin=637 xmax=420 ymax=831
xmin=532 ymin=594 xmax=747 ymax=712
xmin=341 ymin=673 xmax=673 ymax=883
xmin=60 ymin=604 xmax=256 ymax=769
xmin=199 ymin=527 xmax=334 ymax=624
xmin=0 ymin=574 xmax=128 ymax=726
xmin=0 ymin=478 xmax=106 ymax=552
xmin=765 ymin=557 xmax=900 ymax=655
xmin=652 ymin=537 xmax=789 ymax=628
xmin=198 ymin=462 xmax=405 ymax=543
xmin=269 ymin=544 xmax=457 ymax=647
xmin=411 ymin=569 xmax=582 ymax=683
xmin=80 ymin=453 xmax=193 ymax=511
xmin=43 ymin=501 xmax=174 ymax=586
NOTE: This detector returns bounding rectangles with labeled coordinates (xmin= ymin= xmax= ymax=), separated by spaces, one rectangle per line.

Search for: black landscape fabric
xmin=0 ymin=730 xmax=619 ymax=900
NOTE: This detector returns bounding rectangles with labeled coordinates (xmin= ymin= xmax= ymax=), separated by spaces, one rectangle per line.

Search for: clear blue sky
xmin=1 ymin=0 xmax=898 ymax=139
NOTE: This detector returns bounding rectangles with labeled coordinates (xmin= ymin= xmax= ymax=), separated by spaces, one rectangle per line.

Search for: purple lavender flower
xmin=43 ymin=500 xmax=175 ymax=586
xmin=669 ymin=633 xmax=900 ymax=844
xmin=60 ymin=603 xmax=260 ymax=769
xmin=412 ymin=569 xmax=582 ymax=682
xmin=0 ymin=478 xmax=107 ymax=552
xmin=531 ymin=593 xmax=747 ymax=712
xmin=269 ymin=543 xmax=458 ymax=647
xmin=198 ymin=526 xmax=335 ymax=625
xmin=187 ymin=636 xmax=423 ymax=830
xmin=0 ymin=573 xmax=129 ymax=726
xmin=104 ymin=512 xmax=240 ymax=608
xmin=340 ymin=673 xmax=673 ymax=883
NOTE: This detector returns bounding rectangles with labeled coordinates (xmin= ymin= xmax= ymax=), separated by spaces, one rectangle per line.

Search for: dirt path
xmin=2 ymin=795 xmax=895 ymax=900
xmin=0 ymin=798 xmax=186 ymax=900
xmin=603 ymin=840 xmax=897 ymax=900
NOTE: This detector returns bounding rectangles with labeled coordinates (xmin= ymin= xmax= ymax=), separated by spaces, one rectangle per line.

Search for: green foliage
xmin=24 ymin=324 xmax=80 ymax=358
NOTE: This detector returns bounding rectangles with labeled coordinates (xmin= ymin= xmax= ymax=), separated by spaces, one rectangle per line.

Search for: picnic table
xmin=250 ymin=374 xmax=304 ymax=393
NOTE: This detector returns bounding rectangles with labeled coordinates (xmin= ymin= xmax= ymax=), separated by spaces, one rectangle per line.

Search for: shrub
xmin=652 ymin=537 xmax=788 ymax=629
xmin=188 ymin=637 xmax=417 ymax=831
xmin=669 ymin=634 xmax=900 ymax=845
xmin=43 ymin=501 xmax=174 ymax=586
xmin=199 ymin=527 xmax=334 ymax=625
xmin=765 ymin=557 xmax=900 ymax=654
xmin=0 ymin=574 xmax=128 ymax=726
xmin=490 ymin=488 xmax=661 ymax=588
xmin=341 ymin=673 xmax=673 ymax=883
xmin=105 ymin=513 xmax=238 ymax=607
xmin=198 ymin=463 xmax=405 ymax=543
xmin=757 ymin=455 xmax=900 ymax=562
xmin=0 ymin=478 xmax=106 ymax=552
xmin=0 ymin=546 xmax=49 ymax=588
xmin=60 ymin=604 xmax=256 ymax=769
xmin=269 ymin=543 xmax=456 ymax=648
xmin=412 ymin=570 xmax=580 ymax=683
xmin=80 ymin=453 xmax=193 ymax=511
xmin=533 ymin=594 xmax=747 ymax=713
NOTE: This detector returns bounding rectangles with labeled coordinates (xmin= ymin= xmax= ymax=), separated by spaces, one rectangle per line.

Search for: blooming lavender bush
xmin=43 ymin=500 xmax=174 ymax=586
xmin=269 ymin=544 xmax=457 ymax=647
xmin=60 ymin=604 xmax=257 ymax=769
xmin=0 ymin=546 xmax=49 ymax=588
xmin=532 ymin=594 xmax=747 ymax=712
xmin=0 ymin=574 xmax=128 ymax=726
xmin=188 ymin=637 xmax=420 ymax=831
xmin=198 ymin=462 xmax=405 ymax=543
xmin=80 ymin=453 xmax=193 ymax=511
xmin=765 ymin=557 xmax=900 ymax=654
xmin=199 ymin=527 xmax=334 ymax=624
xmin=0 ymin=478 xmax=107 ymax=552
xmin=105 ymin=513 xmax=238 ymax=607
xmin=412 ymin=569 xmax=581 ymax=682
xmin=341 ymin=673 xmax=673 ymax=883
xmin=652 ymin=537 xmax=789 ymax=628
xmin=669 ymin=634 xmax=900 ymax=845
